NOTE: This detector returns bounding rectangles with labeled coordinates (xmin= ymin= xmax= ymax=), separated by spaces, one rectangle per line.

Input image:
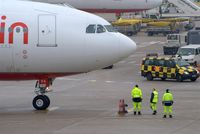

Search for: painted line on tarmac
xmin=128 ymin=61 xmax=136 ymax=64
xmin=65 ymin=78 xmax=81 ymax=81
xmin=118 ymin=61 xmax=126 ymax=64
xmin=88 ymin=80 xmax=97 ymax=82
xmin=138 ymin=41 xmax=163 ymax=48
xmin=135 ymin=64 xmax=141 ymax=66
xmin=105 ymin=81 xmax=116 ymax=83
xmin=57 ymin=78 xmax=137 ymax=85
xmin=127 ymin=108 xmax=133 ymax=113
xmin=122 ymin=81 xmax=134 ymax=84
xmin=57 ymin=77 xmax=66 ymax=80
xmin=57 ymin=78 xmax=81 ymax=81
xmin=149 ymin=41 xmax=159 ymax=45
xmin=129 ymin=55 xmax=137 ymax=58
xmin=159 ymin=42 xmax=165 ymax=44
xmin=48 ymin=107 xmax=59 ymax=111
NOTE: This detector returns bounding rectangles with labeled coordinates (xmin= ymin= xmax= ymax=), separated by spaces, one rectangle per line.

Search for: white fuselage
xmin=0 ymin=0 xmax=136 ymax=80
xmin=31 ymin=0 xmax=163 ymax=13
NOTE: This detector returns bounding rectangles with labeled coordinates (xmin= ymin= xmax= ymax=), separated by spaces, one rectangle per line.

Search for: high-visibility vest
xmin=162 ymin=92 xmax=173 ymax=101
xmin=152 ymin=90 xmax=158 ymax=103
xmin=131 ymin=87 xmax=142 ymax=98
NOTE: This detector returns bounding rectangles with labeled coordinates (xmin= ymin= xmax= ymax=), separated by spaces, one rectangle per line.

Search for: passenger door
xmin=38 ymin=15 xmax=57 ymax=47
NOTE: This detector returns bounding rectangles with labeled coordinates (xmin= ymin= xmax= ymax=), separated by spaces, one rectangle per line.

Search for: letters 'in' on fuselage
xmin=0 ymin=15 xmax=29 ymax=45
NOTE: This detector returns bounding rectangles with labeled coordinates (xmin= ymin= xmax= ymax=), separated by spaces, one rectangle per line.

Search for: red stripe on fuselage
xmin=0 ymin=73 xmax=82 ymax=80
xmin=81 ymin=9 xmax=148 ymax=13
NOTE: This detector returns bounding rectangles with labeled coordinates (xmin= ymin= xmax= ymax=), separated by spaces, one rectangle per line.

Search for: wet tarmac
xmin=0 ymin=24 xmax=200 ymax=134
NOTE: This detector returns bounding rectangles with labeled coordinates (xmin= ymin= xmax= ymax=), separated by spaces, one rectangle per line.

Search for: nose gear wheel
xmin=32 ymin=95 xmax=50 ymax=110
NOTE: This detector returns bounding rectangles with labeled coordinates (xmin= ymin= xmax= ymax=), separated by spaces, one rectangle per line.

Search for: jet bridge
xmin=167 ymin=0 xmax=200 ymax=16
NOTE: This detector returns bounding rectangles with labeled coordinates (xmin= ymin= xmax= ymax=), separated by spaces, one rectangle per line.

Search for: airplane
xmin=0 ymin=0 xmax=136 ymax=110
xmin=29 ymin=0 xmax=163 ymax=13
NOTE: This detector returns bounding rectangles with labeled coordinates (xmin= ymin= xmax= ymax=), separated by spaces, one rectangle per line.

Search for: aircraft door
xmin=38 ymin=15 xmax=57 ymax=47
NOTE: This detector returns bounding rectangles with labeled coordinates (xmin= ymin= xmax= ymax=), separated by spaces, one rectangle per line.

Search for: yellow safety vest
xmin=131 ymin=87 xmax=142 ymax=98
xmin=162 ymin=92 xmax=173 ymax=101
xmin=152 ymin=90 xmax=158 ymax=103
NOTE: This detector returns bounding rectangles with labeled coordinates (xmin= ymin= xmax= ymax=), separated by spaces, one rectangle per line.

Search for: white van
xmin=176 ymin=45 xmax=200 ymax=66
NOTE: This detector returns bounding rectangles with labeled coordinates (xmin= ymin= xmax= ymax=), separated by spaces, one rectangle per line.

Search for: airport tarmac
xmin=0 ymin=29 xmax=200 ymax=134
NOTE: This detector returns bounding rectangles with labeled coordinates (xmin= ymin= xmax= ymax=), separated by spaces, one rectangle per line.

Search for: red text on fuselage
xmin=0 ymin=15 xmax=28 ymax=45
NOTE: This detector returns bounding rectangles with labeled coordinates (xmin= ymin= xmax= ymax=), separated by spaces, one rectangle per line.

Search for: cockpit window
xmin=104 ymin=25 xmax=117 ymax=32
xmin=86 ymin=24 xmax=96 ymax=33
xmin=97 ymin=25 xmax=106 ymax=33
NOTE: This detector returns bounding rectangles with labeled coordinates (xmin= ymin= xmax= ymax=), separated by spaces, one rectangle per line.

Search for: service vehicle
xmin=141 ymin=54 xmax=200 ymax=82
xmin=176 ymin=45 xmax=200 ymax=66
xmin=186 ymin=30 xmax=200 ymax=45
xmin=114 ymin=24 xmax=140 ymax=36
xmin=112 ymin=18 xmax=141 ymax=36
xmin=163 ymin=34 xmax=183 ymax=55
xmin=146 ymin=21 xmax=180 ymax=36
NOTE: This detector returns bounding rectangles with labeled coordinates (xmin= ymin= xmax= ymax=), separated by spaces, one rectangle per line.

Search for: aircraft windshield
xmin=104 ymin=25 xmax=117 ymax=32
xmin=175 ymin=59 xmax=190 ymax=67
xmin=97 ymin=25 xmax=106 ymax=33
xmin=86 ymin=24 xmax=96 ymax=33
xmin=86 ymin=24 xmax=107 ymax=33
xmin=177 ymin=48 xmax=195 ymax=56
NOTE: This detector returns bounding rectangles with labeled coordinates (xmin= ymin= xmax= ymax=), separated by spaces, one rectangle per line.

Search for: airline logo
xmin=0 ymin=15 xmax=29 ymax=45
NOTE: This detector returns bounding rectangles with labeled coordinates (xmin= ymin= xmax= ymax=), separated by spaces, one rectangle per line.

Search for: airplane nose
xmin=118 ymin=33 xmax=137 ymax=60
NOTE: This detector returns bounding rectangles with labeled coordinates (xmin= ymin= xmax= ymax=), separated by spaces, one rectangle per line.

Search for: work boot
xmin=138 ymin=111 xmax=141 ymax=115
xmin=153 ymin=111 xmax=157 ymax=115
xmin=134 ymin=111 xmax=136 ymax=115
xmin=169 ymin=115 xmax=173 ymax=118
xmin=163 ymin=115 xmax=166 ymax=118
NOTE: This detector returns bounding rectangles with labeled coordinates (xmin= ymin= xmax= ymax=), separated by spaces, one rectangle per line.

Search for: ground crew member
xmin=162 ymin=89 xmax=174 ymax=118
xmin=150 ymin=88 xmax=158 ymax=115
xmin=131 ymin=85 xmax=143 ymax=115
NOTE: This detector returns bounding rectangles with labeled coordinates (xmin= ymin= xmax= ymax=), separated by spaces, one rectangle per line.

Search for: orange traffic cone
xmin=118 ymin=99 xmax=128 ymax=115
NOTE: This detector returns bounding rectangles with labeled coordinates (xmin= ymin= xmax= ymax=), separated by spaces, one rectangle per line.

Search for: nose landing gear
xmin=32 ymin=79 xmax=53 ymax=110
